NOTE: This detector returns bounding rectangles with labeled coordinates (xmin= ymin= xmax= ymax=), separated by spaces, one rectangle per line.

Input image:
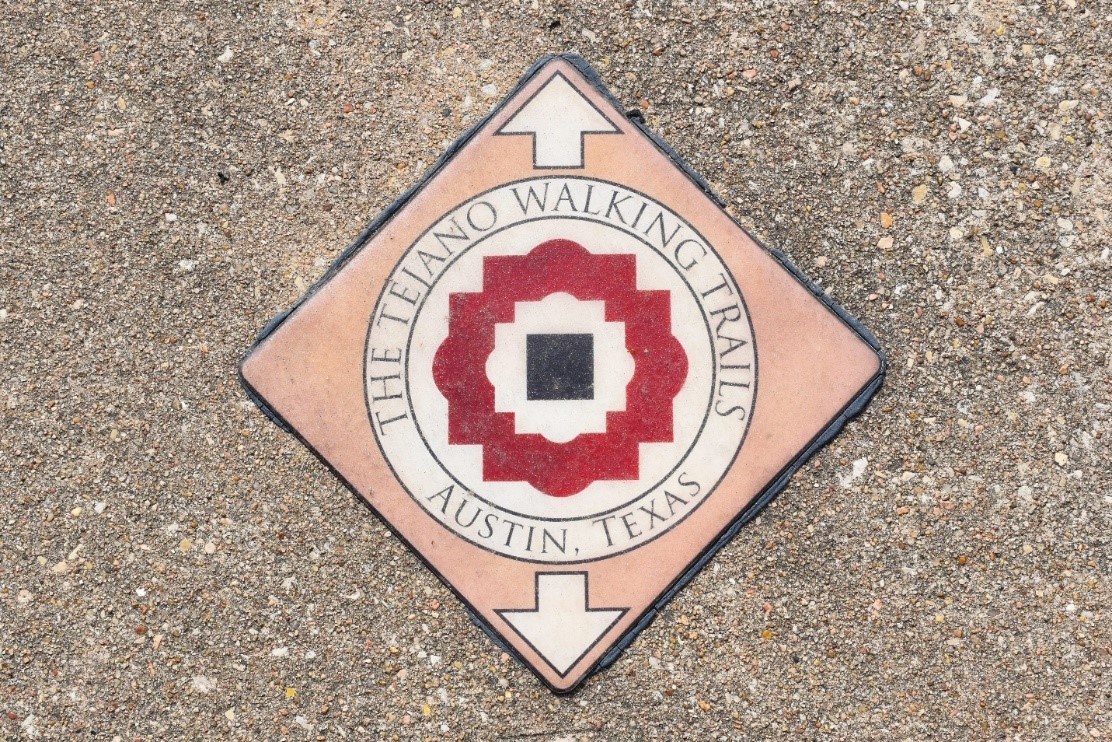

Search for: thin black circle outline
xmin=362 ymin=175 xmax=759 ymax=564
xmin=369 ymin=180 xmax=750 ymax=539
xmin=404 ymin=214 xmax=715 ymax=521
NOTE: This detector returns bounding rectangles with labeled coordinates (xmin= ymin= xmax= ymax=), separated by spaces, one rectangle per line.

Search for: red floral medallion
xmin=433 ymin=239 xmax=688 ymax=497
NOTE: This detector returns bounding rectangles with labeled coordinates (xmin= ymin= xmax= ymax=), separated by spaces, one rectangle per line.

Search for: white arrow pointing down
xmin=497 ymin=572 xmax=627 ymax=677
xmin=496 ymin=72 xmax=620 ymax=169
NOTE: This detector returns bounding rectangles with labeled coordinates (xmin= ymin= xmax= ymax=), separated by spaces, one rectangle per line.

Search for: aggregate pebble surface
xmin=1 ymin=0 xmax=1109 ymax=739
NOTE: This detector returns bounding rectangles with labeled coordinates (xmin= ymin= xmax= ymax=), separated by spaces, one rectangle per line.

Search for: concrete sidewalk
xmin=0 ymin=1 xmax=1107 ymax=738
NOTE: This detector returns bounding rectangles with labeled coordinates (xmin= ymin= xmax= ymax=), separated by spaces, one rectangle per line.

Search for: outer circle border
xmin=363 ymin=175 xmax=761 ymax=565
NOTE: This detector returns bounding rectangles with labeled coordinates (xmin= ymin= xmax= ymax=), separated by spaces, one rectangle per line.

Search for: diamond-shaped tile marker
xmin=240 ymin=54 xmax=885 ymax=693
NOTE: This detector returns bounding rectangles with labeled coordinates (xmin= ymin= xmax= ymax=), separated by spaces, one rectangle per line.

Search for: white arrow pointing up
xmin=497 ymin=572 xmax=627 ymax=677
xmin=497 ymin=72 xmax=620 ymax=169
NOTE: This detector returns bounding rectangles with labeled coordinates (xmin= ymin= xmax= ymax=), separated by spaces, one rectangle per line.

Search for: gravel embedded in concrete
xmin=0 ymin=0 xmax=1108 ymax=739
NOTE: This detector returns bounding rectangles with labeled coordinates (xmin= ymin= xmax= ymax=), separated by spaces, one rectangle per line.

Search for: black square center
xmin=526 ymin=333 xmax=594 ymax=401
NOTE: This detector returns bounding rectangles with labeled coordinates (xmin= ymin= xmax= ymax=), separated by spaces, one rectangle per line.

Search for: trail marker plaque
xmin=240 ymin=55 xmax=885 ymax=692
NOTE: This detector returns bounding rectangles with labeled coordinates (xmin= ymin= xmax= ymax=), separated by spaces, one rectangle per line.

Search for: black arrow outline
xmin=495 ymin=572 xmax=629 ymax=678
xmin=493 ymin=70 xmax=620 ymax=169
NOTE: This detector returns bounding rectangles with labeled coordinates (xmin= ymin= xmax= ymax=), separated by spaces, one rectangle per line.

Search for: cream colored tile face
xmin=241 ymin=56 xmax=883 ymax=693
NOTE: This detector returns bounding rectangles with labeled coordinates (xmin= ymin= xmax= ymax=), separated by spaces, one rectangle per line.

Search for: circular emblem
xmin=365 ymin=177 xmax=756 ymax=563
